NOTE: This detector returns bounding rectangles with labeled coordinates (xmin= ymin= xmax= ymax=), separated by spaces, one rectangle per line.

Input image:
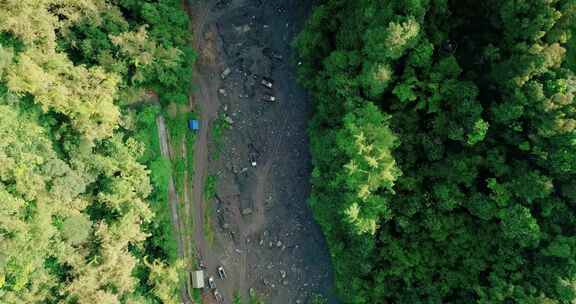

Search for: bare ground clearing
xmin=185 ymin=0 xmax=337 ymax=303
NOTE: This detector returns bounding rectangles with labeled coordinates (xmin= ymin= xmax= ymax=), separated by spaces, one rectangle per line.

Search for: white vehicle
xmin=262 ymin=93 xmax=277 ymax=103
xmin=271 ymin=52 xmax=283 ymax=62
xmin=249 ymin=152 xmax=257 ymax=167
xmin=217 ymin=266 xmax=227 ymax=279
xmin=221 ymin=67 xmax=231 ymax=79
xmin=261 ymin=77 xmax=273 ymax=89
xmin=248 ymin=143 xmax=259 ymax=168
xmin=208 ymin=276 xmax=216 ymax=289
xmin=213 ymin=289 xmax=223 ymax=303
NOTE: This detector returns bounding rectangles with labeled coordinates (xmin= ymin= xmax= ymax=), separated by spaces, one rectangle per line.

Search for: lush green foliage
xmin=0 ymin=0 xmax=193 ymax=303
xmin=296 ymin=0 xmax=576 ymax=303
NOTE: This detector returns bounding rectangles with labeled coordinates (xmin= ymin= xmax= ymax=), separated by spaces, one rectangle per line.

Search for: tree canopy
xmin=0 ymin=0 xmax=193 ymax=303
xmin=296 ymin=0 xmax=576 ymax=303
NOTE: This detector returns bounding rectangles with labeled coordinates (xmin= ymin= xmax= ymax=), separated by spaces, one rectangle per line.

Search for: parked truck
xmin=207 ymin=276 xmax=216 ymax=289
xmin=261 ymin=76 xmax=274 ymax=89
xmin=217 ymin=266 xmax=227 ymax=279
xmin=262 ymin=93 xmax=277 ymax=103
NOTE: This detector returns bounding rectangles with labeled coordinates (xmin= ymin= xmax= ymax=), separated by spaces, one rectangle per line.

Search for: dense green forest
xmin=0 ymin=0 xmax=193 ymax=303
xmin=295 ymin=0 xmax=576 ymax=303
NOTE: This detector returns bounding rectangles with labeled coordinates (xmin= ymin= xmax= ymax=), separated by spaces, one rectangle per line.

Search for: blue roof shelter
xmin=188 ymin=119 xmax=199 ymax=131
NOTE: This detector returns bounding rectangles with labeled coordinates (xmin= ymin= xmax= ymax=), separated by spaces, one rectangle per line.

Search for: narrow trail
xmin=155 ymin=115 xmax=191 ymax=304
xmin=181 ymin=139 xmax=195 ymax=292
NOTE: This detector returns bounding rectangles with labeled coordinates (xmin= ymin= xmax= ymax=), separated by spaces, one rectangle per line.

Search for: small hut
xmin=190 ymin=270 xmax=204 ymax=289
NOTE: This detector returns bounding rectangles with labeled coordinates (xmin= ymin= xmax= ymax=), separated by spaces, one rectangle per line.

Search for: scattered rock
xmin=205 ymin=4 xmax=335 ymax=301
xmin=234 ymin=24 xmax=251 ymax=33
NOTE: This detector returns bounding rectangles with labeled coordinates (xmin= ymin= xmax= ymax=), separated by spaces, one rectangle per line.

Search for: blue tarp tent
xmin=188 ymin=119 xmax=199 ymax=131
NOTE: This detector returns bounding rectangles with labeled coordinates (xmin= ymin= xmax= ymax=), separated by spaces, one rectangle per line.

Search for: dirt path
xmin=155 ymin=116 xmax=192 ymax=304
xmin=185 ymin=1 xmax=226 ymax=302
xmin=190 ymin=66 xmax=224 ymax=301
xmin=185 ymin=0 xmax=337 ymax=303
xmin=190 ymin=71 xmax=220 ymax=252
